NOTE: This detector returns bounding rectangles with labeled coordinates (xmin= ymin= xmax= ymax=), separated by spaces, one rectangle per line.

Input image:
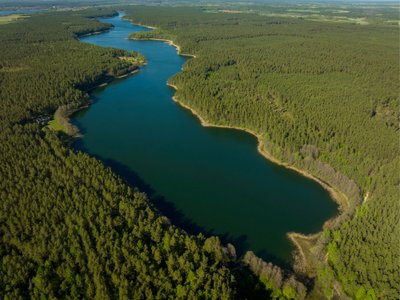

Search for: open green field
xmin=0 ymin=14 xmax=28 ymax=25
xmin=204 ymin=2 xmax=400 ymax=25
xmin=47 ymin=119 xmax=65 ymax=132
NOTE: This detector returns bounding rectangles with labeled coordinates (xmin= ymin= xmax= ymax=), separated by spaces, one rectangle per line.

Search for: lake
xmin=73 ymin=13 xmax=337 ymax=266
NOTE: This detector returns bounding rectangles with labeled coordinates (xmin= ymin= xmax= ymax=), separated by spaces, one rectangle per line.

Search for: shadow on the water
xmin=72 ymin=142 xmax=292 ymax=270
xmin=257 ymin=249 xmax=292 ymax=270
xmin=72 ymin=75 xmax=140 ymax=134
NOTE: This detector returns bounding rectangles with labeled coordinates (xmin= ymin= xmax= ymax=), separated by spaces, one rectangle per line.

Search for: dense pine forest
xmin=1 ymin=4 xmax=398 ymax=300
xmin=125 ymin=6 xmax=399 ymax=299
xmin=0 ymin=9 xmax=232 ymax=299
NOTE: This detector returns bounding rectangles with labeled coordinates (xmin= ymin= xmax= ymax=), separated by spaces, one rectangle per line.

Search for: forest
xmin=0 ymin=7 xmax=309 ymax=300
xmin=0 ymin=8 xmax=234 ymax=299
xmin=125 ymin=6 xmax=399 ymax=299
xmin=1 ymin=3 xmax=398 ymax=300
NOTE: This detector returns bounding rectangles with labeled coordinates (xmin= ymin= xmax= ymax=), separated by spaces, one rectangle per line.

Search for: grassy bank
xmin=0 ymin=14 xmax=28 ymax=25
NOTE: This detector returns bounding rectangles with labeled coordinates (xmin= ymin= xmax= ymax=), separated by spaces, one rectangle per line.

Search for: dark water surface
xmin=73 ymin=14 xmax=337 ymax=266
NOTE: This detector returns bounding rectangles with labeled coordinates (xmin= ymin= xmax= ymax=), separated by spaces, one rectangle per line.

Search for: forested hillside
xmin=0 ymin=9 xmax=238 ymax=299
xmin=125 ymin=6 xmax=399 ymax=299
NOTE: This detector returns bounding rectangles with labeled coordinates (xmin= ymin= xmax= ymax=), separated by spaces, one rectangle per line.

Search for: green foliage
xmin=131 ymin=29 xmax=177 ymax=43
xmin=243 ymin=251 xmax=306 ymax=299
xmin=282 ymin=286 xmax=297 ymax=299
xmin=355 ymin=286 xmax=378 ymax=300
xmin=315 ymin=266 xmax=335 ymax=299
xmin=124 ymin=6 xmax=400 ymax=299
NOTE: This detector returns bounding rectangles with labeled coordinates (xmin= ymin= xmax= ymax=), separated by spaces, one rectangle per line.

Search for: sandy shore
xmin=86 ymin=68 xmax=140 ymax=92
xmin=132 ymin=37 xmax=196 ymax=58
xmin=131 ymin=22 xmax=157 ymax=30
xmin=116 ymin=68 xmax=140 ymax=79
xmin=127 ymin=21 xmax=197 ymax=58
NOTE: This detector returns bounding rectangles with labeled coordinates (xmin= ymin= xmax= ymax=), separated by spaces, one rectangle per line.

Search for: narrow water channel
xmin=73 ymin=13 xmax=337 ymax=266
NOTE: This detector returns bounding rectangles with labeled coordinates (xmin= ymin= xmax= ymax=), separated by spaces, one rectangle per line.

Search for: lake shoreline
xmin=167 ymin=84 xmax=347 ymax=211
xmin=48 ymin=67 xmax=141 ymax=136
xmin=167 ymin=81 xmax=349 ymax=272
xmin=76 ymin=30 xmax=109 ymax=38
xmin=126 ymin=20 xmax=197 ymax=58
xmin=132 ymin=36 xmax=197 ymax=58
